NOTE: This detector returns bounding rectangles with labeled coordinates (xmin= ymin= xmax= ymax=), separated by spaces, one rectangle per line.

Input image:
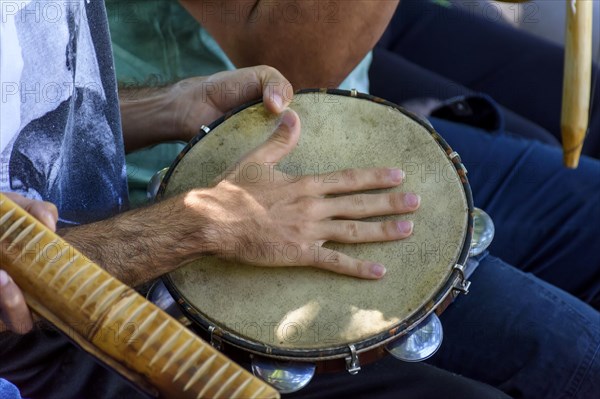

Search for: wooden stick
xmin=562 ymin=0 xmax=593 ymax=168
xmin=0 ymin=194 xmax=279 ymax=399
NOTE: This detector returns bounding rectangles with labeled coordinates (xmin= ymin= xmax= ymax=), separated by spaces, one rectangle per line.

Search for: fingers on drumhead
xmin=249 ymin=110 xmax=301 ymax=164
xmin=312 ymin=248 xmax=386 ymax=280
xmin=322 ymin=220 xmax=414 ymax=243
xmin=269 ymin=110 xmax=299 ymax=146
xmin=318 ymin=193 xmax=420 ymax=219
xmin=312 ymin=167 xmax=405 ymax=195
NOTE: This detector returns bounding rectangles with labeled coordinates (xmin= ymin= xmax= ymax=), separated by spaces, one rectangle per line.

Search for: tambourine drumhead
xmin=160 ymin=90 xmax=471 ymax=359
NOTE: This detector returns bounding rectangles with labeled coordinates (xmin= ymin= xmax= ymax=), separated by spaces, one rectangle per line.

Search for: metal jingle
xmin=146 ymin=167 xmax=170 ymax=200
xmin=470 ymin=207 xmax=495 ymax=257
xmin=386 ymin=313 xmax=443 ymax=362
xmin=251 ymin=357 xmax=316 ymax=394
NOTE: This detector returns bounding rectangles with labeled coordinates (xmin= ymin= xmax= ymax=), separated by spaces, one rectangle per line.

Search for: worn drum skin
xmin=158 ymin=89 xmax=473 ymax=367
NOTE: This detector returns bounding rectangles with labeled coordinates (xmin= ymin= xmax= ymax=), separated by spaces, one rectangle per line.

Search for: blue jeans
xmin=431 ymin=117 xmax=600 ymax=308
xmin=370 ymin=4 xmax=600 ymax=393
xmin=433 ymin=255 xmax=600 ymax=398
xmin=417 ymin=117 xmax=600 ymax=398
xmin=292 ymin=115 xmax=600 ymax=399
xmin=3 ymin=120 xmax=598 ymax=399
xmin=371 ymin=0 xmax=600 ymax=158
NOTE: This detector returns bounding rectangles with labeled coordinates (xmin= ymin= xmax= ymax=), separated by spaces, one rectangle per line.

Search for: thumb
xmin=243 ymin=109 xmax=301 ymax=165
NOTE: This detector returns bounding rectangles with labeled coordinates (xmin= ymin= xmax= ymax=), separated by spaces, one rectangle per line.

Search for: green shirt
xmin=106 ymin=0 xmax=372 ymax=205
xmin=106 ymin=0 xmax=371 ymax=90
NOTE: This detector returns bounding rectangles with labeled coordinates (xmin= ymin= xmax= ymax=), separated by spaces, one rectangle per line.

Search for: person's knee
xmin=434 ymin=256 xmax=600 ymax=398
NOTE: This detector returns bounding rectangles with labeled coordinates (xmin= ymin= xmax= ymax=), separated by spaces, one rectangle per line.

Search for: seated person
xmin=106 ymin=0 xmax=381 ymax=206
xmin=108 ymin=0 xmax=600 ymax=208
xmin=105 ymin=1 xmax=600 ymax=398
xmin=0 ymin=2 xmax=513 ymax=398
xmin=1 ymin=1 xmax=598 ymax=398
xmin=109 ymin=0 xmax=600 ymax=156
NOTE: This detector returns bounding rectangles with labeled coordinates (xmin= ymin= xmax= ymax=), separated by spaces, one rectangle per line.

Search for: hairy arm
xmin=1 ymin=111 xmax=421 ymax=333
xmin=179 ymin=0 xmax=399 ymax=89
xmin=62 ymin=109 xmax=416 ymax=288
xmin=59 ymin=193 xmax=213 ymax=288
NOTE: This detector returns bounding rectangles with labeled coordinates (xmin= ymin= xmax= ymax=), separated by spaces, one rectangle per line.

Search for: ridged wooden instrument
xmin=0 ymin=193 xmax=279 ymax=399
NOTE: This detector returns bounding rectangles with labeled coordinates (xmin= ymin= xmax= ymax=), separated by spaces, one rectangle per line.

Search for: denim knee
xmin=429 ymin=256 xmax=600 ymax=399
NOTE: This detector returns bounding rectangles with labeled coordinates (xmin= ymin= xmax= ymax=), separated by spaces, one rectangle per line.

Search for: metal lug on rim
xmin=147 ymin=167 xmax=169 ymax=200
xmin=470 ymin=208 xmax=495 ymax=257
xmin=251 ymin=357 xmax=316 ymax=394
xmin=345 ymin=344 xmax=361 ymax=375
xmin=386 ymin=313 xmax=443 ymax=362
xmin=209 ymin=326 xmax=223 ymax=350
xmin=146 ymin=280 xmax=190 ymax=326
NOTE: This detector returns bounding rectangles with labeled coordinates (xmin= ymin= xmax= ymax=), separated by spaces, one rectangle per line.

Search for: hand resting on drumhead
xmin=59 ymin=111 xmax=419 ymax=286
xmin=0 ymin=193 xmax=58 ymax=335
xmin=184 ymin=109 xmax=421 ymax=279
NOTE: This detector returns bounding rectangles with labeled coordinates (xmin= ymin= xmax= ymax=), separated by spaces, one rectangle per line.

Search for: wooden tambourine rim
xmin=157 ymin=88 xmax=474 ymax=361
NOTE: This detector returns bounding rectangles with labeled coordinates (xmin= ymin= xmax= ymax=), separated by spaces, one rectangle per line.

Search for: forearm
xmin=181 ymin=0 xmax=399 ymax=88
xmin=59 ymin=193 xmax=213 ymax=287
xmin=118 ymin=85 xmax=184 ymax=152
